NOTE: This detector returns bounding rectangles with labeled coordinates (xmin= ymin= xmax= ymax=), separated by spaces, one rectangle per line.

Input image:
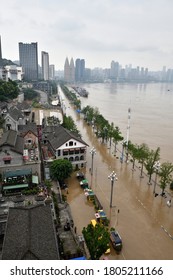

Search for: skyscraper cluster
xmin=64 ymin=57 xmax=86 ymax=83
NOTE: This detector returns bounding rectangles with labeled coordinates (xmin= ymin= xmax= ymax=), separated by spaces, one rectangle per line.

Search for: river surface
xmin=57 ymin=83 xmax=173 ymax=260
xmin=79 ymin=82 xmax=173 ymax=163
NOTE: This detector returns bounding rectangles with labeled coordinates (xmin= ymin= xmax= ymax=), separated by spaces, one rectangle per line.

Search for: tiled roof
xmin=0 ymin=130 xmax=24 ymax=154
xmin=2 ymin=204 xmax=60 ymax=260
xmin=0 ymin=130 xmax=17 ymax=147
xmin=43 ymin=125 xmax=88 ymax=150
xmin=16 ymin=102 xmax=31 ymax=111
xmin=18 ymin=123 xmax=38 ymax=136
xmin=8 ymin=107 xmax=24 ymax=121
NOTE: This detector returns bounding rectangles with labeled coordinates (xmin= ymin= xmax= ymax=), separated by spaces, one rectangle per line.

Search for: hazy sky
xmin=1 ymin=0 xmax=173 ymax=71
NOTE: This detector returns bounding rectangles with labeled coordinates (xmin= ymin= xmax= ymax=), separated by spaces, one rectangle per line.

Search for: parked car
xmin=110 ymin=230 xmax=122 ymax=252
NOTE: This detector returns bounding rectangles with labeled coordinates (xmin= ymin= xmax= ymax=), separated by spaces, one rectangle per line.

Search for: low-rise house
xmin=18 ymin=123 xmax=38 ymax=149
xmin=3 ymin=106 xmax=25 ymax=131
xmin=2 ymin=204 xmax=60 ymax=260
xmin=16 ymin=102 xmax=32 ymax=123
xmin=0 ymin=130 xmax=24 ymax=167
xmin=42 ymin=125 xmax=88 ymax=170
xmin=0 ymin=130 xmax=41 ymax=194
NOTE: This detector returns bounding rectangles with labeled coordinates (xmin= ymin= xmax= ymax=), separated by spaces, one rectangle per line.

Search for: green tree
xmin=23 ymin=88 xmax=38 ymax=101
xmin=158 ymin=162 xmax=173 ymax=195
xmin=82 ymin=223 xmax=110 ymax=260
xmin=112 ymin=126 xmax=124 ymax=155
xmin=50 ymin=159 xmax=73 ymax=181
xmin=0 ymin=79 xmax=19 ymax=101
xmin=62 ymin=115 xmax=81 ymax=136
xmin=82 ymin=105 xmax=95 ymax=125
xmin=128 ymin=142 xmax=139 ymax=170
xmin=144 ymin=147 xmax=160 ymax=185
xmin=136 ymin=143 xmax=149 ymax=178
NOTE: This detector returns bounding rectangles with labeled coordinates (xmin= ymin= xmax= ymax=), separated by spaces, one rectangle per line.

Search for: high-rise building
xmin=41 ymin=51 xmax=49 ymax=80
xmin=110 ymin=61 xmax=119 ymax=80
xmin=49 ymin=64 xmax=55 ymax=80
xmin=64 ymin=57 xmax=70 ymax=82
xmin=75 ymin=58 xmax=85 ymax=82
xmin=19 ymin=42 xmax=38 ymax=81
xmin=64 ymin=57 xmax=75 ymax=83
xmin=69 ymin=58 xmax=75 ymax=83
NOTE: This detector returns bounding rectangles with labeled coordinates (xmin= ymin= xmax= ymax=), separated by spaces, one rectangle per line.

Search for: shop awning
xmin=3 ymin=169 xmax=32 ymax=178
xmin=3 ymin=184 xmax=28 ymax=190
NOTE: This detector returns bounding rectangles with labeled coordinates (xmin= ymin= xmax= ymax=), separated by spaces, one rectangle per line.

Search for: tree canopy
xmin=50 ymin=159 xmax=73 ymax=181
xmin=82 ymin=223 xmax=110 ymax=260
xmin=0 ymin=79 xmax=19 ymax=101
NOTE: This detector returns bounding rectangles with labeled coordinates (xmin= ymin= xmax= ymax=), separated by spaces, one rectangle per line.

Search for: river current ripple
xmin=79 ymin=82 xmax=173 ymax=163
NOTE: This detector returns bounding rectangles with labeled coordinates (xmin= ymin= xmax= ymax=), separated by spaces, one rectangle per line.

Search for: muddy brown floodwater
xmin=59 ymin=88 xmax=173 ymax=260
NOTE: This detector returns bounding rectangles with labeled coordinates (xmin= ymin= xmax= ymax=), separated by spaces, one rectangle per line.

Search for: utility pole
xmin=126 ymin=107 xmax=131 ymax=162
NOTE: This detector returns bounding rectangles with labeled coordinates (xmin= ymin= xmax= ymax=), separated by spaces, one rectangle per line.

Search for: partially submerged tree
xmin=158 ymin=162 xmax=173 ymax=196
xmin=128 ymin=142 xmax=139 ymax=170
xmin=82 ymin=222 xmax=110 ymax=260
xmin=136 ymin=143 xmax=149 ymax=178
xmin=144 ymin=147 xmax=160 ymax=185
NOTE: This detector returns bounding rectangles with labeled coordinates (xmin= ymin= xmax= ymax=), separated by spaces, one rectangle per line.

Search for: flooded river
xmin=58 ymin=83 xmax=173 ymax=260
xmin=80 ymin=82 xmax=173 ymax=163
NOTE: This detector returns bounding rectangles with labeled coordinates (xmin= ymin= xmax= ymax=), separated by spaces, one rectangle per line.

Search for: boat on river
xmin=72 ymin=86 xmax=89 ymax=97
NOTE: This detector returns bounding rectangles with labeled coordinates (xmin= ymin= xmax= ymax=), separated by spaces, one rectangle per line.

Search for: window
xmin=69 ymin=141 xmax=73 ymax=146
xmin=3 ymin=157 xmax=11 ymax=164
xmin=6 ymin=124 xmax=11 ymax=130
xmin=75 ymin=156 xmax=79 ymax=161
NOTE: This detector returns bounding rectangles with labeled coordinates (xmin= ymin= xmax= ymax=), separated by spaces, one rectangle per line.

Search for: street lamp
xmin=108 ymin=171 xmax=118 ymax=208
xmin=153 ymin=161 xmax=160 ymax=194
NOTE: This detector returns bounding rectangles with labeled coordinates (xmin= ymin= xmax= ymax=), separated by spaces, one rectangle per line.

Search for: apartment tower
xmin=75 ymin=58 xmax=85 ymax=82
xmin=41 ymin=51 xmax=49 ymax=80
xmin=19 ymin=42 xmax=38 ymax=81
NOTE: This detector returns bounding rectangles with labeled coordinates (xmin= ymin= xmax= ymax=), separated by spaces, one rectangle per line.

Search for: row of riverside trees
xmin=60 ymin=83 xmax=81 ymax=110
xmin=81 ymin=105 xmax=173 ymax=196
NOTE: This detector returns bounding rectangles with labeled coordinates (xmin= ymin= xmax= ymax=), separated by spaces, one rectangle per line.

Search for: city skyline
xmin=1 ymin=0 xmax=173 ymax=71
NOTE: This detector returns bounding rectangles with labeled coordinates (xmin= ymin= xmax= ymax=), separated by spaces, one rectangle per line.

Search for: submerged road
xmin=57 ymin=86 xmax=173 ymax=260
xmin=33 ymin=87 xmax=173 ymax=260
